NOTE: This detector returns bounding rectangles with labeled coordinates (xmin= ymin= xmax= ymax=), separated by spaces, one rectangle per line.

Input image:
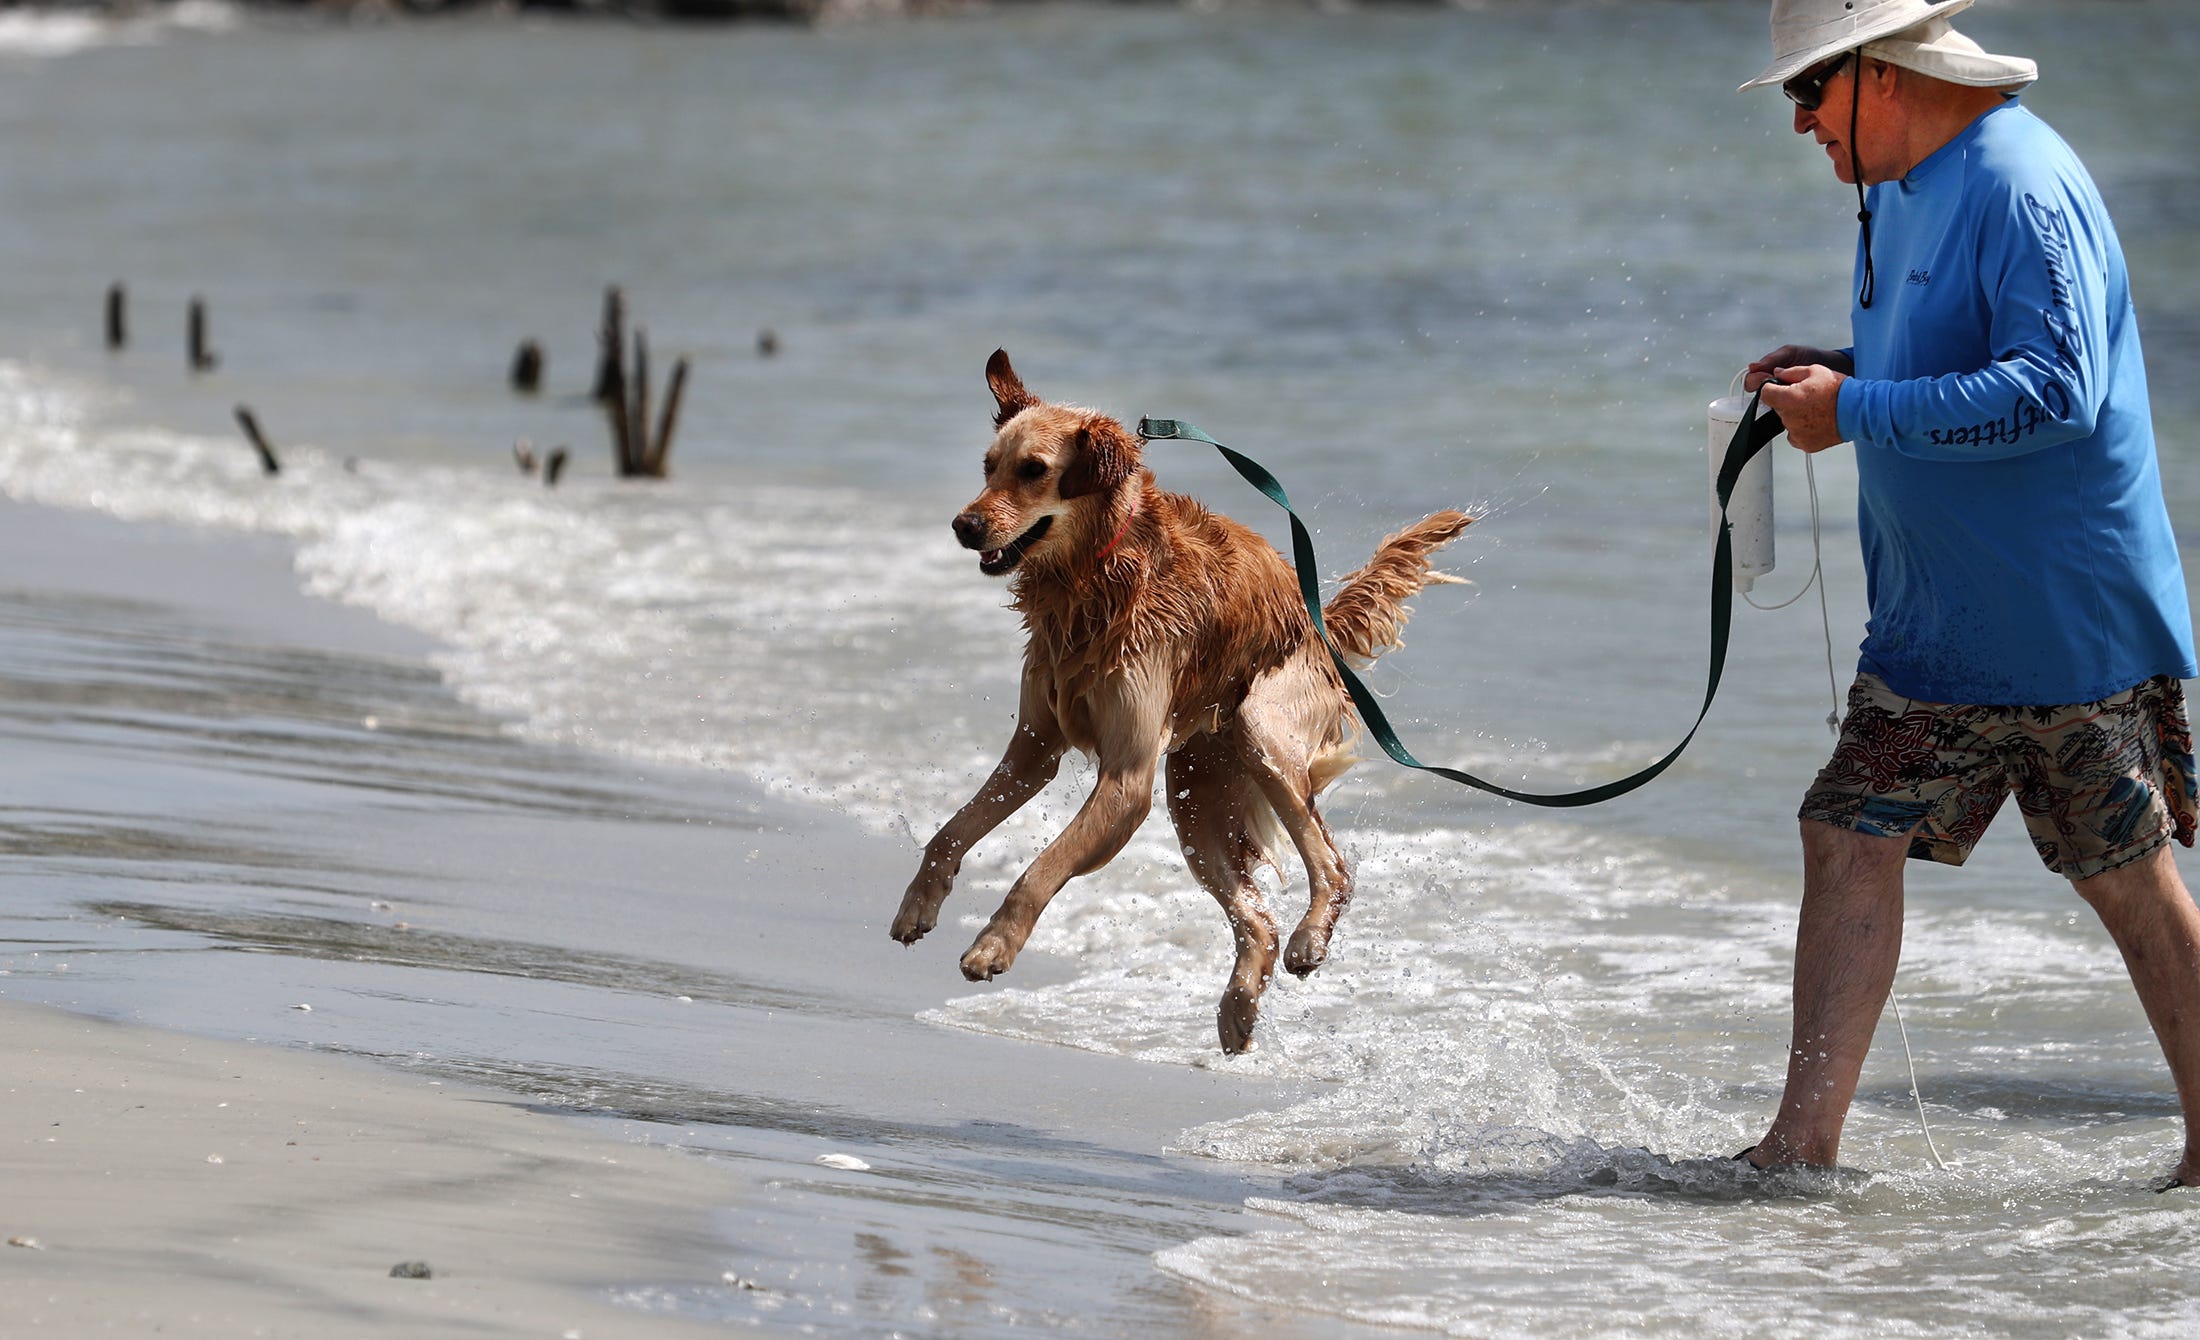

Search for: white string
xmin=1730 ymin=366 xmax=1825 ymax=618
xmin=1739 ymin=453 xmax=1820 ymax=613
xmin=1729 ymin=375 xmax=1943 ymax=1168
xmin=1804 ymin=454 xmax=1843 ymax=736
xmin=1890 ymin=992 xmax=1952 ymax=1170
xmin=1733 ymin=455 xmax=1844 ymax=739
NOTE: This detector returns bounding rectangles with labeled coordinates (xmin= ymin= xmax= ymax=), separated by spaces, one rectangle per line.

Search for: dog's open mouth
xmin=978 ymin=516 xmax=1052 ymax=576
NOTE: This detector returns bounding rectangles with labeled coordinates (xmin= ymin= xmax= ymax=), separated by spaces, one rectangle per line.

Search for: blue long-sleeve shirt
xmin=1832 ymin=99 xmax=2194 ymax=705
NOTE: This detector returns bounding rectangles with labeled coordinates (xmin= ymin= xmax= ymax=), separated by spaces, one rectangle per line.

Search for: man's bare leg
xmin=2073 ymin=842 xmax=2200 ymax=1186
xmin=1747 ymin=820 xmax=1912 ymax=1169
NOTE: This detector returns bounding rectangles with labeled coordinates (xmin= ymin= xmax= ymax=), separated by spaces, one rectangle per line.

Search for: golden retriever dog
xmin=891 ymin=350 xmax=1471 ymax=1054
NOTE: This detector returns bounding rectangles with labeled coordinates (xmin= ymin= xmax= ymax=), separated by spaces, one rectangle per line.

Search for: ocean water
xmin=3 ymin=2 xmax=2200 ymax=1334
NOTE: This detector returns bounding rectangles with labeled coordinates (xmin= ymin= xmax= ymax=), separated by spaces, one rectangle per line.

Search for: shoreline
xmin=0 ymin=493 xmax=1353 ymax=1337
xmin=0 ymin=496 xmax=753 ymax=1334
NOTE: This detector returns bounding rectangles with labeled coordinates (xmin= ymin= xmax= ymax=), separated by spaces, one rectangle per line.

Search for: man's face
xmin=1789 ymin=58 xmax=1879 ymax=186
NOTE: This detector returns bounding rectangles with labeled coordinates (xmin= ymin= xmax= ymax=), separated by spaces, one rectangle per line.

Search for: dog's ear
xmin=1058 ymin=419 xmax=1141 ymax=500
xmin=986 ymin=349 xmax=1038 ymax=430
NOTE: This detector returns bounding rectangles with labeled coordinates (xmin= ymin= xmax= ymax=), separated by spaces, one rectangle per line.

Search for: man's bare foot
xmin=1738 ymin=1131 xmax=1836 ymax=1170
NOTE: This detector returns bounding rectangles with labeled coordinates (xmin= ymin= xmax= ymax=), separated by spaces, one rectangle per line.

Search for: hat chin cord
xmin=1851 ymin=60 xmax=1877 ymax=309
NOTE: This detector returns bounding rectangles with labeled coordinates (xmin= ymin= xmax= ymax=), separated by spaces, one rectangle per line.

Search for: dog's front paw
xmin=1217 ymin=988 xmax=1262 ymax=1056
xmin=958 ymin=931 xmax=1019 ymax=982
xmin=890 ymin=871 xmax=954 ymax=944
xmin=1283 ymin=924 xmax=1331 ymax=978
xmin=889 ymin=901 xmax=935 ymax=945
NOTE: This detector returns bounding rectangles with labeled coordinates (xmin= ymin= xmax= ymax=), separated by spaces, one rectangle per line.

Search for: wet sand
xmin=0 ymin=497 xmax=1373 ymax=1337
xmin=0 ymin=999 xmax=741 ymax=1339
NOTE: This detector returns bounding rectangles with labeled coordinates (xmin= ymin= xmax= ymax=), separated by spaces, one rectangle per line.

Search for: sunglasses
xmin=1783 ymin=53 xmax=1854 ymax=112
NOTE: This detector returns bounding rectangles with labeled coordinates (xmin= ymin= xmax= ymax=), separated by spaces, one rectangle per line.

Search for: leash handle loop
xmin=1136 ymin=394 xmax=1785 ymax=808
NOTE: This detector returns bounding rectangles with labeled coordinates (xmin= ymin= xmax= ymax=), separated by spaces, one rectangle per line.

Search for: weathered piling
xmin=603 ymin=326 xmax=633 ymax=474
xmin=591 ymin=295 xmax=687 ymax=479
xmin=592 ymin=286 xmax=625 ymax=403
xmin=105 ymin=284 xmax=126 ymax=351
xmin=233 ymin=405 xmax=280 ymax=475
xmin=630 ymin=329 xmax=652 ymax=476
xmin=544 ymin=447 xmax=569 ymax=487
xmin=188 ymin=297 xmax=218 ymax=373
xmin=510 ymin=339 xmax=544 ymax=393
xmin=645 ymin=358 xmax=688 ymax=477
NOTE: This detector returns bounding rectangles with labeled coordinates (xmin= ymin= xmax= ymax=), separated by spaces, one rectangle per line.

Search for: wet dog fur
xmin=890 ymin=350 xmax=1471 ymax=1054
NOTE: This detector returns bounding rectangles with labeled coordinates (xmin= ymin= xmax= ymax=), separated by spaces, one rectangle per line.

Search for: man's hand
xmin=1757 ymin=362 xmax=1850 ymax=453
xmin=1743 ymin=345 xmax=1854 ymax=392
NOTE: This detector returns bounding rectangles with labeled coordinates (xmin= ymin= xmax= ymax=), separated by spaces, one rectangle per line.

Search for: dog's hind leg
xmin=1166 ymin=734 xmax=1282 ymax=1055
xmin=1232 ymin=667 xmax=1356 ymax=979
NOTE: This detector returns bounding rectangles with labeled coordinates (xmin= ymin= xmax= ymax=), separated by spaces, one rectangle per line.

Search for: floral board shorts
xmin=1799 ymin=673 xmax=2199 ymax=880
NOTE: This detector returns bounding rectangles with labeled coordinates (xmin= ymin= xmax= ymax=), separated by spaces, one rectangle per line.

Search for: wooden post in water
xmin=188 ymin=297 xmax=218 ymax=372
xmin=592 ymin=286 xmax=624 ymax=403
xmin=543 ymin=447 xmax=569 ymax=487
xmin=105 ymin=283 xmax=126 ymax=351
xmin=644 ymin=357 xmax=688 ymax=478
xmin=233 ymin=405 xmax=280 ymax=475
xmin=592 ymin=299 xmax=688 ymax=479
xmin=603 ymin=336 xmax=632 ymax=476
xmin=510 ymin=339 xmax=543 ymax=393
xmin=629 ymin=329 xmax=651 ymax=478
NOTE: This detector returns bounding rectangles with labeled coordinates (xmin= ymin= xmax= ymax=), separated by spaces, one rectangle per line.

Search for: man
xmin=1735 ymin=0 xmax=2200 ymax=1186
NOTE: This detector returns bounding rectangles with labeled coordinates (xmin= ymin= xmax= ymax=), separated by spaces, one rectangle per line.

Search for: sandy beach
xmin=0 ymin=1000 xmax=743 ymax=1339
xmin=0 ymin=496 xmax=1363 ymax=1338
xmin=0 ymin=503 xmax=744 ymax=1338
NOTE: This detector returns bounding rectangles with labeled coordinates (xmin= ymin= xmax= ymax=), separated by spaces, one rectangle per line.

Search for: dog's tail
xmin=1319 ymin=510 xmax=1473 ymax=668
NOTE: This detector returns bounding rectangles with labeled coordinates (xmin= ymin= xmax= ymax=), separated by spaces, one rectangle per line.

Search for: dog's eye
xmin=1018 ymin=460 xmax=1048 ymax=481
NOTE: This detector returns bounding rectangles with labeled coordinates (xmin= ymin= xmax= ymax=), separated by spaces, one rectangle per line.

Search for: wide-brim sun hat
xmin=1739 ymin=0 xmax=2037 ymax=92
xmin=1862 ymin=16 xmax=2038 ymax=89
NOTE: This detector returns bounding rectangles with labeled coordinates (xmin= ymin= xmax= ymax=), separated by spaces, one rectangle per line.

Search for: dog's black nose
xmin=952 ymin=512 xmax=989 ymax=549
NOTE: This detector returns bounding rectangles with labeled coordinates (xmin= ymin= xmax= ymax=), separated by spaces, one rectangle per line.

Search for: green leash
xmin=1135 ymin=391 xmax=1787 ymax=808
